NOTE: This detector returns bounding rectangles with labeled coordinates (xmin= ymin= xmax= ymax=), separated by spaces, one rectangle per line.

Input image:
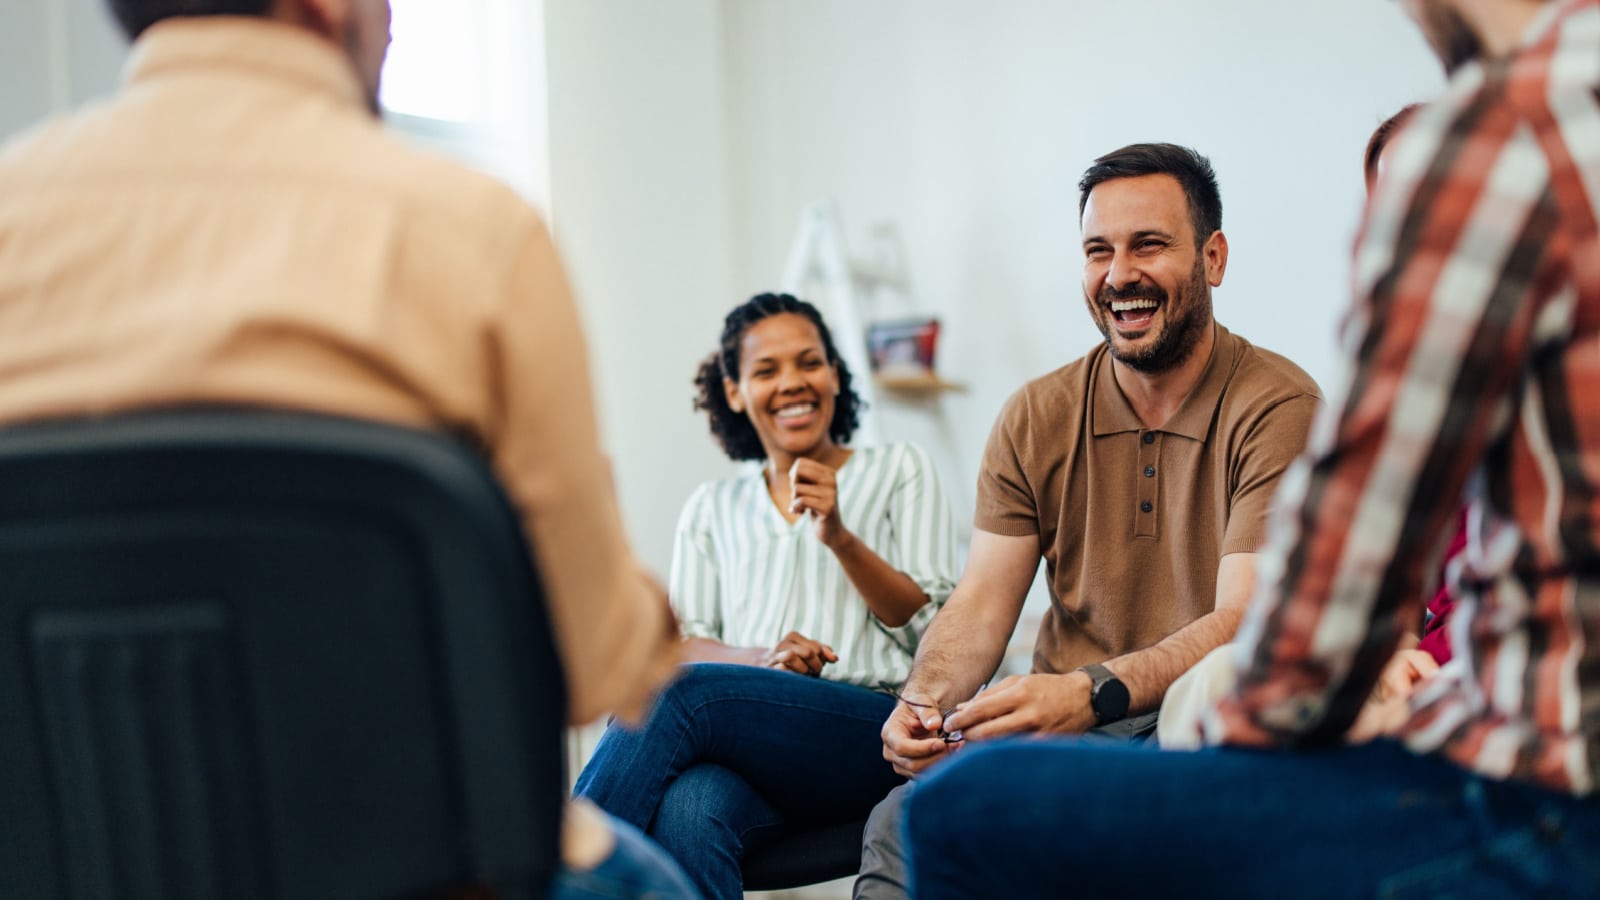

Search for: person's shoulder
xmin=1000 ymin=350 xmax=1097 ymax=424
xmin=865 ymin=441 xmax=937 ymax=477
xmin=1392 ymin=48 xmax=1537 ymax=170
xmin=334 ymin=121 xmax=539 ymax=243
xmin=0 ymin=96 xmax=123 ymax=174
xmin=1508 ymin=2 xmax=1594 ymax=101
xmin=0 ymin=115 xmax=64 ymax=167
xmin=682 ymin=466 xmax=763 ymax=513
xmin=1223 ymin=330 xmax=1322 ymax=406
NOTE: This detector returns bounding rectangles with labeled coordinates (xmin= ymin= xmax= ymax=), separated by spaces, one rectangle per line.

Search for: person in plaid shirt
xmin=901 ymin=2 xmax=1600 ymax=897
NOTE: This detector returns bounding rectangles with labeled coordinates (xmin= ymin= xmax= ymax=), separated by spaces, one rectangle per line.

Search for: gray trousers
xmin=852 ymin=711 xmax=1159 ymax=900
xmin=854 ymin=781 xmax=916 ymax=900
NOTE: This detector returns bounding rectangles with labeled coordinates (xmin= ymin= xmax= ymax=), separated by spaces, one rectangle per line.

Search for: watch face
xmin=1094 ymin=677 xmax=1131 ymax=722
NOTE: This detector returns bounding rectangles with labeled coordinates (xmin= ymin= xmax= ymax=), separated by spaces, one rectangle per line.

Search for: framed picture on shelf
xmin=866 ymin=318 xmax=940 ymax=378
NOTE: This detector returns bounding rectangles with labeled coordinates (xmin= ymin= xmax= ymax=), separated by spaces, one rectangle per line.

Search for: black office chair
xmin=0 ymin=409 xmax=567 ymax=900
xmin=741 ymin=817 xmax=868 ymax=892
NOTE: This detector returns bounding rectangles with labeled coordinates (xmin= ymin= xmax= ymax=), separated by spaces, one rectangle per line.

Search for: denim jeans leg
xmin=549 ymin=812 xmax=701 ymax=900
xmin=573 ymin=663 xmax=902 ymax=889
xmin=649 ymin=763 xmax=783 ymax=900
xmin=905 ymin=739 xmax=1600 ymax=900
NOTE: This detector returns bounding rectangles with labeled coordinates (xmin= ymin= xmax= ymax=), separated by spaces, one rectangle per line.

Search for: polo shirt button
xmin=1142 ymin=433 xmax=1155 ymax=445
xmin=1140 ymin=501 xmax=1152 ymax=513
xmin=1144 ymin=466 xmax=1155 ymax=477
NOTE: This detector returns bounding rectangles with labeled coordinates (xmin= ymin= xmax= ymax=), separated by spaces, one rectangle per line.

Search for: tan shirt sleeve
xmin=974 ymin=389 xmax=1042 ymax=537
xmin=485 ymin=210 xmax=677 ymax=726
xmin=1220 ymin=394 xmax=1321 ymax=556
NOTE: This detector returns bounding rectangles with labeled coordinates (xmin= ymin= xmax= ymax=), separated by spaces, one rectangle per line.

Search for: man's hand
xmin=940 ymin=672 xmax=1097 ymax=742
xmin=881 ymin=697 xmax=953 ymax=777
xmin=762 ymin=630 xmax=838 ymax=676
xmin=790 ymin=458 xmax=851 ymax=549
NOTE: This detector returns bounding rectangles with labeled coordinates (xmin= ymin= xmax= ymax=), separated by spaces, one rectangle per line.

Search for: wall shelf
xmin=873 ymin=372 xmax=966 ymax=394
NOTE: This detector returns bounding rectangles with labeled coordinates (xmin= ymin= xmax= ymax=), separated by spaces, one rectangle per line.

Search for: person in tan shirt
xmin=857 ymin=144 xmax=1321 ymax=899
xmin=0 ymin=1 xmax=690 ymax=895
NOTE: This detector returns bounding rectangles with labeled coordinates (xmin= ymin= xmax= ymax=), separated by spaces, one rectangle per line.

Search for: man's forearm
xmin=1104 ymin=605 xmax=1245 ymax=714
xmin=903 ymin=589 xmax=1018 ymax=707
xmin=903 ymin=529 xmax=1039 ymax=706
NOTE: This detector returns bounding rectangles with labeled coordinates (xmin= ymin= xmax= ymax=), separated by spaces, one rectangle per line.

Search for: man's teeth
xmin=1111 ymin=299 xmax=1160 ymax=313
xmin=775 ymin=404 xmax=816 ymax=419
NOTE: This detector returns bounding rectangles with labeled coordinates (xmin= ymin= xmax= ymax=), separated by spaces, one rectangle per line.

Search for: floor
xmin=747 ymin=877 xmax=852 ymax=899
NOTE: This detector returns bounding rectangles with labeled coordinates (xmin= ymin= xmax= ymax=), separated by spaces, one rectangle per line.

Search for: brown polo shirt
xmin=976 ymin=324 xmax=1320 ymax=674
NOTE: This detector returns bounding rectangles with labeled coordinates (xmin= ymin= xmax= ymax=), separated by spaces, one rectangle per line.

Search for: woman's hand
xmin=790 ymin=457 xmax=852 ymax=549
xmin=762 ymin=630 xmax=838 ymax=676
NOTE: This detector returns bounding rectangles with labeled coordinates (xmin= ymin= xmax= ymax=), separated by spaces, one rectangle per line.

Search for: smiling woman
xmin=572 ymin=292 xmax=960 ymax=900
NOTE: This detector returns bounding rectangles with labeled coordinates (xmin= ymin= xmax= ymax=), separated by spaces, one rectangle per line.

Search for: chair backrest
xmin=0 ymin=410 xmax=567 ymax=900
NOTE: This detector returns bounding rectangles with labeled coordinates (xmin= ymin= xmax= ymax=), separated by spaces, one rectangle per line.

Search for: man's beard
xmin=1090 ymin=258 xmax=1212 ymax=375
xmin=1418 ymin=0 xmax=1486 ymax=75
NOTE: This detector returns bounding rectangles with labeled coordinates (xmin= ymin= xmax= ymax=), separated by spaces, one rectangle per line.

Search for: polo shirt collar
xmin=1090 ymin=323 xmax=1238 ymax=442
xmin=124 ymin=16 xmax=368 ymax=113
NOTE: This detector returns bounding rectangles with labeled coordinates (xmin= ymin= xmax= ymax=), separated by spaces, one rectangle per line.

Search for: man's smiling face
xmin=1080 ymin=173 xmax=1219 ymax=375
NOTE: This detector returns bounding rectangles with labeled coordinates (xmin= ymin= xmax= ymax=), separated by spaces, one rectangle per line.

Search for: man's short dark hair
xmin=107 ymin=0 xmax=275 ymax=41
xmin=1077 ymin=143 xmax=1222 ymax=246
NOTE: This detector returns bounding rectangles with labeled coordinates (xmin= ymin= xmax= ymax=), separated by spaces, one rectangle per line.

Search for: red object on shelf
xmin=866 ymin=317 xmax=940 ymax=374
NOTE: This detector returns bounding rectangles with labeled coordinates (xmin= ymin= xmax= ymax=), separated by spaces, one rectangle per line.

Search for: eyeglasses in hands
xmin=877 ymin=682 xmax=968 ymax=743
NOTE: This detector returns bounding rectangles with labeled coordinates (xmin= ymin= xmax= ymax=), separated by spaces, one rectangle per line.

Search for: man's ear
xmin=1203 ymin=230 xmax=1230 ymax=288
xmin=723 ymin=378 xmax=744 ymax=414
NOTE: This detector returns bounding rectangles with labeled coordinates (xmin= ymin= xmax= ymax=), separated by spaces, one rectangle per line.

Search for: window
xmin=380 ymin=0 xmax=548 ymax=206
xmin=381 ymin=1 xmax=490 ymax=122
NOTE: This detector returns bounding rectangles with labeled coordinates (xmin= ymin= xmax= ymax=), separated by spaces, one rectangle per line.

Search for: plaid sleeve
xmin=1206 ymin=79 xmax=1565 ymax=746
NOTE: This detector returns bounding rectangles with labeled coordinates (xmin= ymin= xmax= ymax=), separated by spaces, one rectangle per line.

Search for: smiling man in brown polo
xmin=855 ymin=143 xmax=1321 ymax=899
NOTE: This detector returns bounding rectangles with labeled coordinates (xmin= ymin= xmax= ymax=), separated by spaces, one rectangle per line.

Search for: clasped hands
xmin=880 ymin=671 xmax=1099 ymax=778
xmin=762 ymin=630 xmax=838 ymax=676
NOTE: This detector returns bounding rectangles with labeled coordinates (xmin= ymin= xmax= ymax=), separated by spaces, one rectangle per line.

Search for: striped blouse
xmin=1209 ymin=0 xmax=1600 ymax=796
xmin=669 ymin=442 xmax=959 ymax=688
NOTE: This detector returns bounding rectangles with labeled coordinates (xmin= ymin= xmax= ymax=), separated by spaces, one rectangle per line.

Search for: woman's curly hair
xmin=694 ymin=293 xmax=864 ymax=462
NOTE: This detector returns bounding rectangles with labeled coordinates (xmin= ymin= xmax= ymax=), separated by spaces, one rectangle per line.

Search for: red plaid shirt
xmin=1208 ymin=0 xmax=1600 ymax=796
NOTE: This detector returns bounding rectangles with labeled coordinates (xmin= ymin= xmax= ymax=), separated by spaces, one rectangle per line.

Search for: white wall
xmin=543 ymin=0 xmax=741 ymax=572
xmin=0 ymin=0 xmax=125 ymax=139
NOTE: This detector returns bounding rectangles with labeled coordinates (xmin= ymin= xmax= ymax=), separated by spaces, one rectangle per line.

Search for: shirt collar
xmin=1090 ymin=323 xmax=1239 ymax=442
xmin=123 ymin=16 xmax=368 ymax=112
xmin=1523 ymin=0 xmax=1590 ymax=50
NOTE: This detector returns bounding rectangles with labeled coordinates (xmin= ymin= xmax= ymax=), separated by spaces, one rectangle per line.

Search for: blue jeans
xmin=906 ymin=739 xmax=1600 ymax=899
xmin=550 ymin=812 xmax=700 ymax=899
xmin=574 ymin=663 xmax=902 ymax=900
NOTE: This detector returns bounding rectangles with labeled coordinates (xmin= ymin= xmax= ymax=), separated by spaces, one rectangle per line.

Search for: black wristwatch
xmin=1078 ymin=663 xmax=1130 ymax=725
